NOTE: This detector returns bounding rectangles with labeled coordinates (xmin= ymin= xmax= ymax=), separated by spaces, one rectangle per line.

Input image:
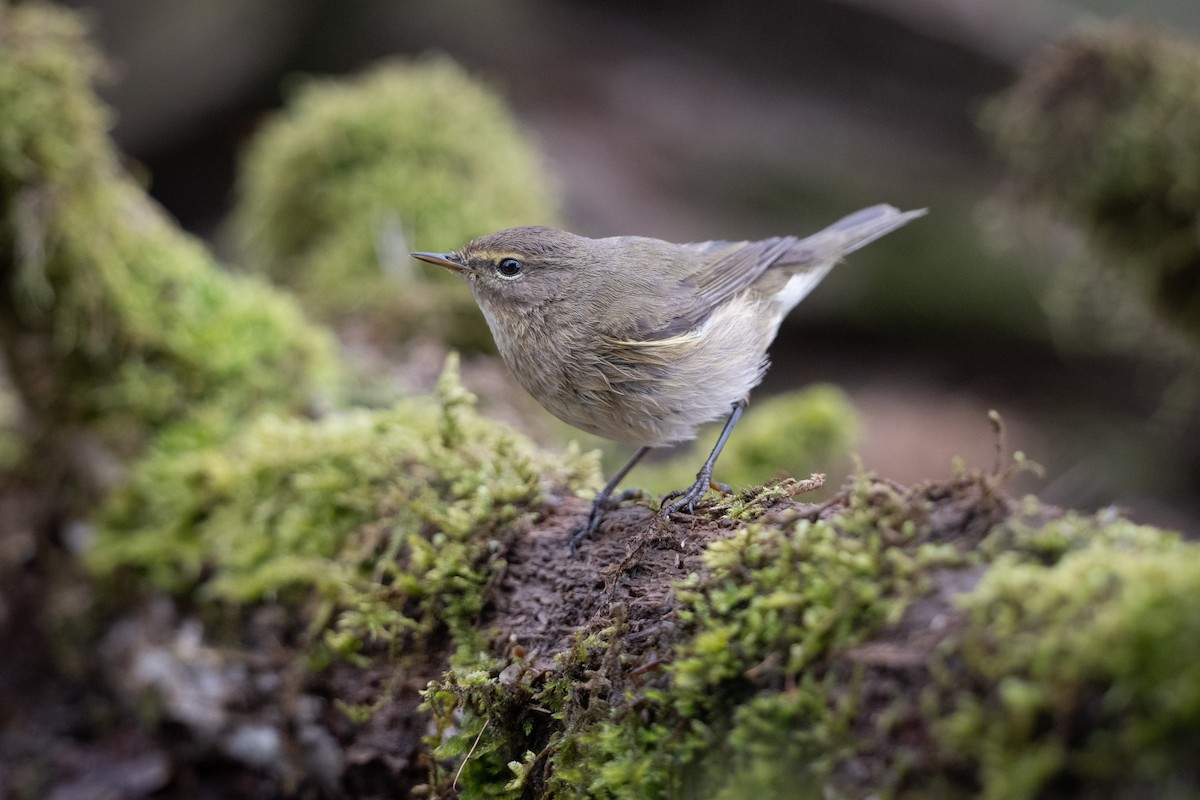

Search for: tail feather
xmin=767 ymin=204 xmax=925 ymax=314
xmin=787 ymin=204 xmax=926 ymax=265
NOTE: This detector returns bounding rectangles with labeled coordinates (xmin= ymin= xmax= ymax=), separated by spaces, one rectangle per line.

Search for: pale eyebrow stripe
xmin=470 ymin=250 xmax=526 ymax=262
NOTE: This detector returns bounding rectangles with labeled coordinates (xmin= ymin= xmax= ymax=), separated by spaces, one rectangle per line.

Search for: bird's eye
xmin=496 ymin=257 xmax=524 ymax=278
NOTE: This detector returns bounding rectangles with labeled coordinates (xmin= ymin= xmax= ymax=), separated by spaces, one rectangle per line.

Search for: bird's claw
xmin=660 ymin=474 xmax=727 ymax=518
xmin=567 ymin=489 xmax=647 ymax=553
xmin=567 ymin=501 xmax=605 ymax=553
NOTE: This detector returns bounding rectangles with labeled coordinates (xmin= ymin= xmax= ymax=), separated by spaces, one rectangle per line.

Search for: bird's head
xmin=412 ymin=226 xmax=592 ymax=310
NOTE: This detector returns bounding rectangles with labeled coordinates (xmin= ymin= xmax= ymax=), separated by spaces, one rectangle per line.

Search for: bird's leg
xmin=661 ymin=400 xmax=746 ymax=517
xmin=568 ymin=445 xmax=651 ymax=552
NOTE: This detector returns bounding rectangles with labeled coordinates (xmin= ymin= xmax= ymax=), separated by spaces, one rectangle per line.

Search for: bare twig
xmin=453 ymin=717 xmax=490 ymax=792
xmin=988 ymin=409 xmax=1007 ymax=477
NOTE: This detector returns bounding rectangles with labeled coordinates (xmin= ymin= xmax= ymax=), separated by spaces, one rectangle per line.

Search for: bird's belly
xmin=497 ymin=345 xmax=678 ymax=445
xmin=502 ymin=297 xmax=779 ymax=446
xmin=539 ymin=384 xmax=714 ymax=447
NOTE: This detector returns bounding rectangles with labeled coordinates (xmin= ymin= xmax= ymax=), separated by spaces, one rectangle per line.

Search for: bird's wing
xmin=623 ymin=206 xmax=926 ymax=343
xmin=636 ymin=236 xmax=797 ymax=340
xmin=680 ymin=236 xmax=797 ymax=299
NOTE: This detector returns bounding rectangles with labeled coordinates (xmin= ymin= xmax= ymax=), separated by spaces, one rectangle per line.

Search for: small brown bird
xmin=413 ymin=204 xmax=924 ymax=549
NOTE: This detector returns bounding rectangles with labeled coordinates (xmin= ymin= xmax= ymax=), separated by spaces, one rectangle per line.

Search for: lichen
xmin=0 ymin=3 xmax=339 ymax=462
xmin=232 ymin=57 xmax=560 ymax=351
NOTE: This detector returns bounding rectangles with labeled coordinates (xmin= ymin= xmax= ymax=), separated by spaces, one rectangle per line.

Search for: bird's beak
xmin=411 ymin=251 xmax=465 ymax=273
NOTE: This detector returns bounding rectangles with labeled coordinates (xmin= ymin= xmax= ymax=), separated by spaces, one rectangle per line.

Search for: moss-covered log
xmin=78 ymin=359 xmax=1200 ymax=799
xmin=0 ymin=4 xmax=340 ymax=496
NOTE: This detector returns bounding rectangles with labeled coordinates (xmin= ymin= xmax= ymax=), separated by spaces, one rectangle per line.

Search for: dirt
xmin=491 ymin=496 xmax=715 ymax=669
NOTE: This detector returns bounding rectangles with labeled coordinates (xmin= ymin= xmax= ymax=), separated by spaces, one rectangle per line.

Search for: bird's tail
xmin=797 ymin=204 xmax=926 ymax=263
xmin=766 ymin=204 xmax=925 ymax=315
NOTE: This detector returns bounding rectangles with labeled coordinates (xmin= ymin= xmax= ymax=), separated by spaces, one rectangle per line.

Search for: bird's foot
xmin=567 ymin=499 xmax=606 ymax=553
xmin=567 ymin=488 xmax=648 ymax=553
xmin=660 ymin=473 xmax=728 ymax=518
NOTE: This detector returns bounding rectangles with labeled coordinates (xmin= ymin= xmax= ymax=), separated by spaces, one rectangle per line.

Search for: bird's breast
xmin=483 ymin=293 xmax=782 ymax=446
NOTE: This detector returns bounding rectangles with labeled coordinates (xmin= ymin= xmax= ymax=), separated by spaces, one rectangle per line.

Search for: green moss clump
xmin=424 ymin=471 xmax=1200 ymax=800
xmin=550 ymin=477 xmax=958 ymax=799
xmin=984 ymin=24 xmax=1200 ymax=344
xmin=89 ymin=355 xmax=599 ymax=661
xmin=232 ymin=57 xmax=559 ymax=351
xmin=0 ymin=4 xmax=108 ymax=190
xmin=933 ymin=514 xmax=1199 ymax=800
xmin=423 ymin=474 xmax=964 ymax=799
xmin=642 ymin=384 xmax=859 ymax=497
xmin=0 ymin=4 xmax=339 ymax=460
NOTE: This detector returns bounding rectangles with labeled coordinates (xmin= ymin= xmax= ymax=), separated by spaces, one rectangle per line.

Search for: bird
xmin=413 ymin=204 xmax=925 ymax=550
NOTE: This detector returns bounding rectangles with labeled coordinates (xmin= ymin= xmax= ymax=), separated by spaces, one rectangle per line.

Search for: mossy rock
xmin=232 ymin=57 xmax=560 ymax=352
xmin=984 ymin=23 xmax=1200 ymax=346
xmin=0 ymin=4 xmax=339 ymax=466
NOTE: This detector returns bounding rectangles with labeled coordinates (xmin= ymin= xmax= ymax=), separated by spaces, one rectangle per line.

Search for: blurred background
xmin=59 ymin=0 xmax=1200 ymax=531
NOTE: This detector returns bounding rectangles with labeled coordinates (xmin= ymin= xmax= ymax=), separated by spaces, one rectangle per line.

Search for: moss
xmin=89 ymin=354 xmax=600 ymax=663
xmin=424 ymin=646 xmax=572 ymax=797
xmin=0 ymin=4 xmax=109 ymax=191
xmin=232 ymin=57 xmax=559 ymax=352
xmin=640 ymin=384 xmax=859 ymax=498
xmin=0 ymin=4 xmax=339 ymax=461
xmin=712 ymin=474 xmax=827 ymax=522
xmin=423 ymin=473 xmax=967 ymax=799
xmin=984 ymin=23 xmax=1200 ymax=344
xmin=422 ymin=469 xmax=1200 ymax=800
xmin=932 ymin=514 xmax=1199 ymax=800
xmin=979 ymin=504 xmax=1179 ymax=564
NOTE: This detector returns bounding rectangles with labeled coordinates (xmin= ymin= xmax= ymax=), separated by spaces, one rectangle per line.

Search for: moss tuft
xmin=984 ymin=23 xmax=1200 ymax=344
xmin=0 ymin=4 xmax=339 ymax=463
xmin=89 ymin=354 xmax=600 ymax=664
xmin=232 ymin=57 xmax=559 ymax=351
xmin=711 ymin=474 xmax=827 ymax=522
xmin=933 ymin=514 xmax=1200 ymax=799
xmin=0 ymin=5 xmax=108 ymax=190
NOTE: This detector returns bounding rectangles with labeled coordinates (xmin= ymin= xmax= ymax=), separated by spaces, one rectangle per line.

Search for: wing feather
xmin=639 ymin=237 xmax=796 ymax=340
xmin=631 ymin=205 xmax=925 ymax=342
